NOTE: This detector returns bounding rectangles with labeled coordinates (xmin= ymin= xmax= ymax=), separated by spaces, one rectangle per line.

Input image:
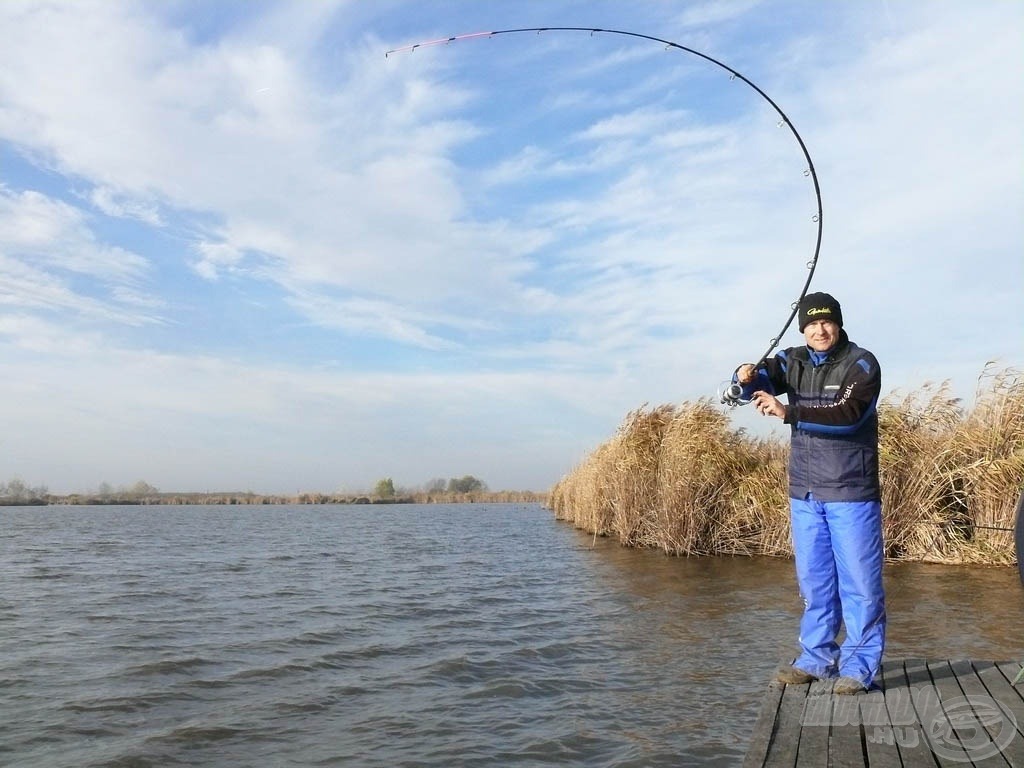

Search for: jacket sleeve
xmin=759 ymin=350 xmax=791 ymax=395
xmin=730 ymin=351 xmax=789 ymax=400
xmin=784 ymin=352 xmax=881 ymax=433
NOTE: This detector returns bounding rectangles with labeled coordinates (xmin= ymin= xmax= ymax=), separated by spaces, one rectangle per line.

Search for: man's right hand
xmin=736 ymin=364 xmax=756 ymax=385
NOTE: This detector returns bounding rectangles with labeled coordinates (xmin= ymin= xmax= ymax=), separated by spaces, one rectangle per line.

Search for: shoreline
xmin=1 ymin=490 xmax=548 ymax=507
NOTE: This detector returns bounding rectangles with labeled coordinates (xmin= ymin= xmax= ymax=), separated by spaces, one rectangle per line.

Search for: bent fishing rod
xmin=387 ymin=27 xmax=823 ymax=403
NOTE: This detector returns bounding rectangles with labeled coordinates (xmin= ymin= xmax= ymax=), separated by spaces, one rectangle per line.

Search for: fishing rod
xmin=387 ymin=27 xmax=823 ymax=405
xmin=1017 ymin=489 xmax=1024 ymax=586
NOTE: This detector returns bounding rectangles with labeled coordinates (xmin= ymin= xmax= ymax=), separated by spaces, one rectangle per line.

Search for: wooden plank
xmin=991 ymin=662 xmax=1024 ymax=717
xmin=904 ymin=658 xmax=971 ymax=767
xmin=798 ymin=691 xmax=831 ymax=767
xmin=764 ymin=683 xmax=812 ymax=767
xmin=880 ymin=660 xmax=939 ymax=767
xmin=928 ymin=659 xmax=978 ymax=763
xmin=974 ymin=661 xmax=1024 ymax=765
xmin=743 ymin=678 xmax=786 ymax=768
xmin=922 ymin=659 xmax=975 ymax=764
xmin=931 ymin=659 xmax=1011 ymax=767
xmin=827 ymin=727 xmax=864 ymax=767
xmin=860 ymin=678 xmax=903 ymax=768
xmin=950 ymin=659 xmax=1024 ymax=766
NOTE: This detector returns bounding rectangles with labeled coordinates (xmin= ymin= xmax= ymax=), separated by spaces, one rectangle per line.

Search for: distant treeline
xmin=2 ymin=489 xmax=546 ymax=507
xmin=0 ymin=478 xmax=50 ymax=505
xmin=548 ymin=365 xmax=1023 ymax=566
xmin=1 ymin=473 xmax=545 ymax=507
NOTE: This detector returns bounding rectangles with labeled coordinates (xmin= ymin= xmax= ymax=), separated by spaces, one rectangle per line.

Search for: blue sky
xmin=1 ymin=1 xmax=1021 ymax=495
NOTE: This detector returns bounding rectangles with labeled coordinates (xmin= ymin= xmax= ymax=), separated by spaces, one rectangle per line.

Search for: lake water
xmin=1 ymin=503 xmax=1021 ymax=767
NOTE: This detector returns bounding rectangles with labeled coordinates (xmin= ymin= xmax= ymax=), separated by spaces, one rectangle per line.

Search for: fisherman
xmin=731 ymin=292 xmax=885 ymax=695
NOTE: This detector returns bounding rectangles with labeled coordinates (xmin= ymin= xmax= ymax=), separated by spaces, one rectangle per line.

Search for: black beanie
xmin=798 ymin=292 xmax=843 ymax=331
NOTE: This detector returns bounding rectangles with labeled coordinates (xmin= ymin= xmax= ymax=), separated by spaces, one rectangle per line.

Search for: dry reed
xmin=548 ymin=365 xmax=1023 ymax=565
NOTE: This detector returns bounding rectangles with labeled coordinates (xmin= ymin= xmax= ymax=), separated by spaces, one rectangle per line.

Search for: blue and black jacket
xmin=750 ymin=330 xmax=881 ymax=502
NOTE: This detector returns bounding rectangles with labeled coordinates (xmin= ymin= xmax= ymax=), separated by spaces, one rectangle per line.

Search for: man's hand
xmin=737 ymin=364 xmax=756 ymax=384
xmin=752 ymin=390 xmax=786 ymax=419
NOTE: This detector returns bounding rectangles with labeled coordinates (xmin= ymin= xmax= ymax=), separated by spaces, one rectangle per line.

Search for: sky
xmin=0 ymin=1 xmax=1021 ymax=495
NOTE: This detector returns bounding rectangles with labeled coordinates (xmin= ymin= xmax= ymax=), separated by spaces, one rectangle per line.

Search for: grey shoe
xmin=776 ymin=664 xmax=815 ymax=685
xmin=833 ymin=676 xmax=866 ymax=695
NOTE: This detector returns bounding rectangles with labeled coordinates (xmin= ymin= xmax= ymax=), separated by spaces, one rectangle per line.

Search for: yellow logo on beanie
xmin=806 ymin=307 xmax=833 ymax=317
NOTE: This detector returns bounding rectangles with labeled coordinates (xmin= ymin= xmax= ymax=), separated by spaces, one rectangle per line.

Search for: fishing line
xmin=386 ymin=27 xmax=823 ymax=398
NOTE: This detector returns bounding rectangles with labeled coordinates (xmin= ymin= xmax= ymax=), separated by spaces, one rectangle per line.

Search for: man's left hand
xmin=752 ymin=391 xmax=785 ymax=419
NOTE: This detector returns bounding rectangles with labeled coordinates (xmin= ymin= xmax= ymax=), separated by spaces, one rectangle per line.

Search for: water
xmin=1 ymin=503 xmax=1020 ymax=767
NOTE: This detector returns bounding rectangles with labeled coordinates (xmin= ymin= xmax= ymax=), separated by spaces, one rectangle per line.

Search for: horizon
xmin=1 ymin=1 xmax=1021 ymax=495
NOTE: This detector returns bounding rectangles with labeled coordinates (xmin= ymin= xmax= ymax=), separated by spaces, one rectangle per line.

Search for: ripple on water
xmin=60 ymin=691 xmax=184 ymax=714
xmin=123 ymin=657 xmax=219 ymax=677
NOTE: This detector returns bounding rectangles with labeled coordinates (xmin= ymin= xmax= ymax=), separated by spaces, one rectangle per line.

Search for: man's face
xmin=803 ymin=319 xmax=840 ymax=352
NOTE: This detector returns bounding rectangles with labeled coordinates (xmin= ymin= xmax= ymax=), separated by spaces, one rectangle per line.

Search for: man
xmin=732 ymin=292 xmax=885 ymax=695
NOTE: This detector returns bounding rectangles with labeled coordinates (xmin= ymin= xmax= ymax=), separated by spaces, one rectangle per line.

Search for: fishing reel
xmin=718 ymin=380 xmax=754 ymax=408
xmin=719 ymin=367 xmax=775 ymax=408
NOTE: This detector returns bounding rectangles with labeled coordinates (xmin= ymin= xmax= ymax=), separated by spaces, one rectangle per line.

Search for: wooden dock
xmin=743 ymin=659 xmax=1024 ymax=767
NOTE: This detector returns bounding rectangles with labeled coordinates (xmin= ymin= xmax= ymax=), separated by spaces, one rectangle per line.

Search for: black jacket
xmin=760 ymin=331 xmax=881 ymax=502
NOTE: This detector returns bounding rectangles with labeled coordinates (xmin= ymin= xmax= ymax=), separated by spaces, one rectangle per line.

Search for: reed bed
xmin=549 ymin=365 xmax=1023 ymax=565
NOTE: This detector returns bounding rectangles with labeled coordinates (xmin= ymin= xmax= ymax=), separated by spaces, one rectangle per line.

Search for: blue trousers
xmin=790 ymin=495 xmax=886 ymax=685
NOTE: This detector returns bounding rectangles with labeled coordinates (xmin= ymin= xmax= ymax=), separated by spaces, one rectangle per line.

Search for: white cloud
xmin=579 ymin=107 xmax=690 ymax=141
xmin=287 ymin=292 xmax=462 ymax=351
xmin=192 ymin=241 xmax=245 ymax=280
xmin=0 ymin=187 xmax=161 ymax=326
xmin=677 ymin=0 xmax=764 ymax=29
xmin=89 ymin=186 xmax=164 ymax=226
xmin=0 ymin=188 xmax=145 ymax=277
